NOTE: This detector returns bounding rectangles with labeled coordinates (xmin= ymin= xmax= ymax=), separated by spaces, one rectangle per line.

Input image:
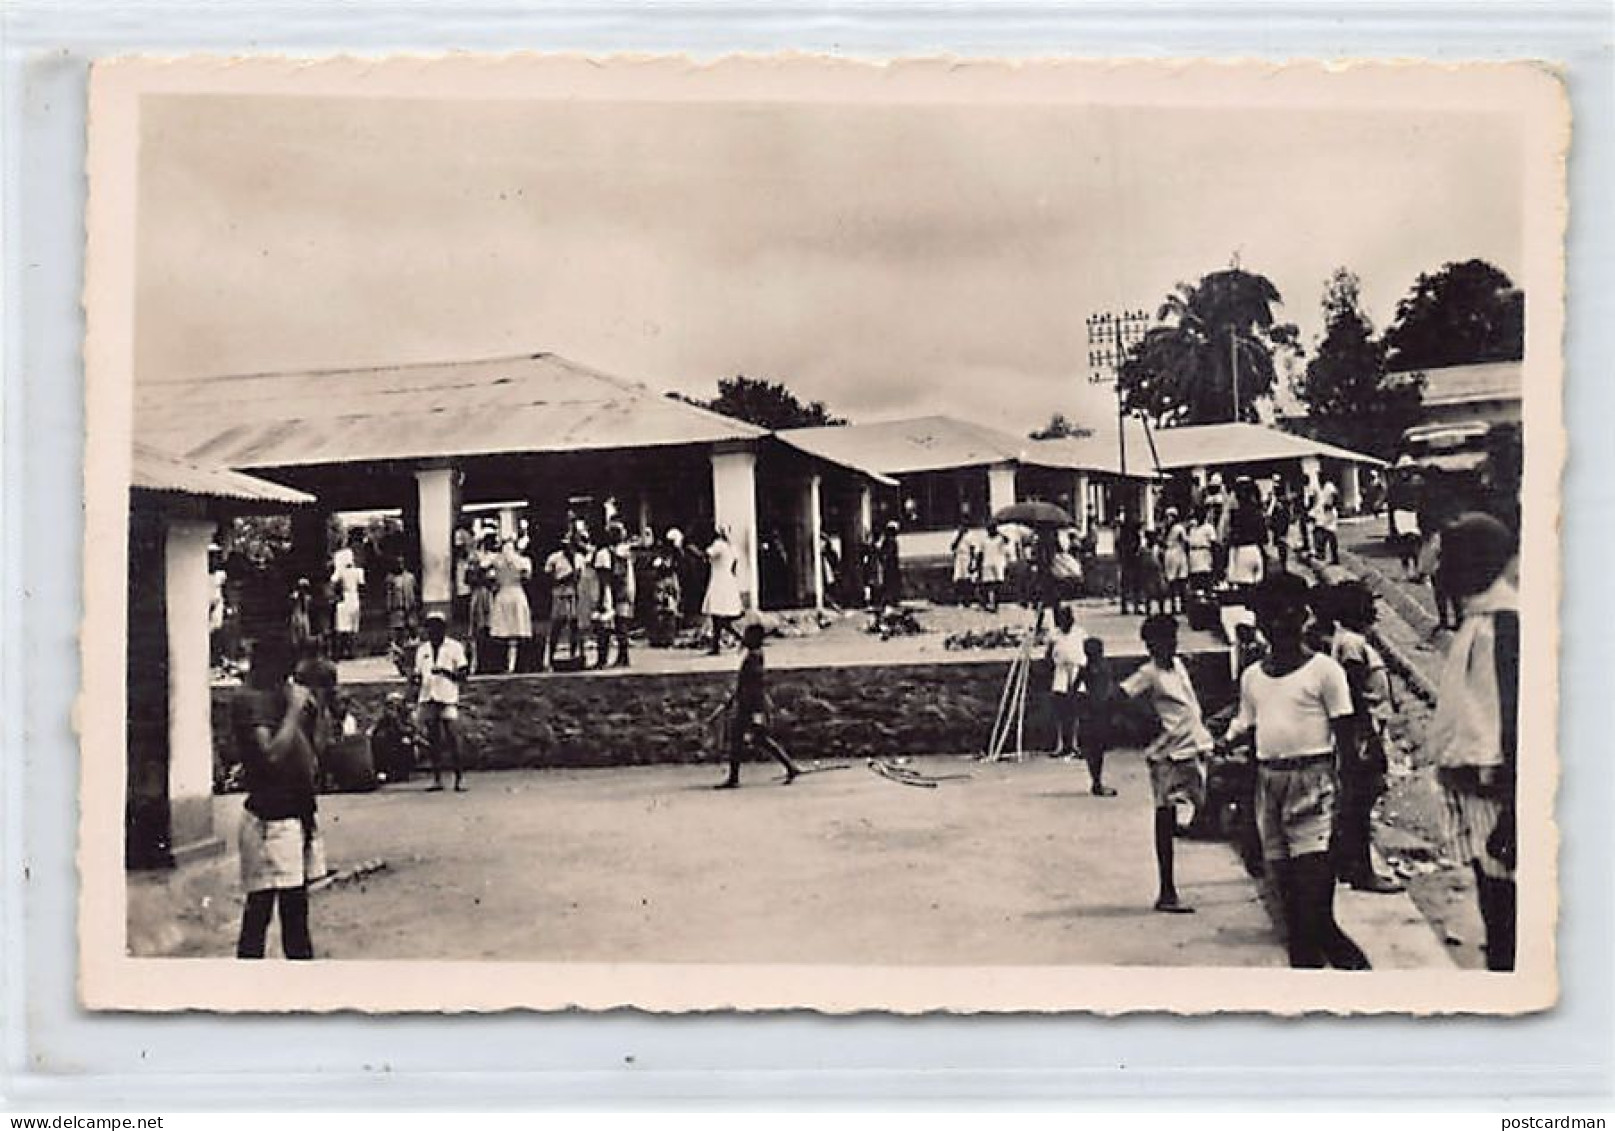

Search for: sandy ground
xmin=138 ymin=754 xmax=1291 ymax=967
xmin=147 ymin=549 xmax=1462 ymax=970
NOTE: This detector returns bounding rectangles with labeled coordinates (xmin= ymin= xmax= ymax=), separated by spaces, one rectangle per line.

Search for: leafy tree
xmin=1028 ymin=412 xmax=1094 ymax=441
xmin=671 ymin=375 xmax=847 ymax=430
xmin=1119 ymin=266 xmax=1302 ymax=426
xmin=226 ymin=515 xmax=293 ymax=563
xmin=1382 ymin=258 xmax=1524 ymax=371
xmin=1292 ymin=268 xmax=1425 ymax=460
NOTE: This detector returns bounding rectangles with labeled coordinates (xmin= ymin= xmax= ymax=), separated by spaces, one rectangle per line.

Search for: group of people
xmin=285 ymin=541 xmax=378 ymax=662
xmin=263 ymin=507 xmax=784 ymax=679
xmin=1036 ymin=505 xmax=1519 ymax=971
xmin=950 ymin=520 xmax=1091 ymax=613
xmin=1111 ymin=473 xmax=1347 ymax=618
xmin=335 ymin=514 xmax=793 ymax=678
xmin=233 ymin=488 xmax=1519 ymax=973
xmin=948 ymin=522 xmax=1015 ymax=611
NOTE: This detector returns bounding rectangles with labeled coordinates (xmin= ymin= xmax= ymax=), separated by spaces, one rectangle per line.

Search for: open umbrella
xmin=992 ymin=501 xmax=1074 ymax=528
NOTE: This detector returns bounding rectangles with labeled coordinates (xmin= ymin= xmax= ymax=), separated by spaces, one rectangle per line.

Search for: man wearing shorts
xmin=415 ymin=612 xmax=470 ymax=792
xmin=1223 ymin=573 xmax=1369 ymax=969
xmin=1119 ymin=614 xmax=1213 ymax=914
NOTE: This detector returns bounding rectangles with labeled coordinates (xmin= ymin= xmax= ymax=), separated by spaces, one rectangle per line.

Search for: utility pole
xmin=1230 ymin=329 xmax=1240 ymax=422
xmin=1086 ymin=308 xmax=1150 ymax=478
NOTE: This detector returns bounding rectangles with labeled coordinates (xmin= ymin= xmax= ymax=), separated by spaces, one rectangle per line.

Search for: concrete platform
xmin=329 ymin=597 xmax=1227 ymax=684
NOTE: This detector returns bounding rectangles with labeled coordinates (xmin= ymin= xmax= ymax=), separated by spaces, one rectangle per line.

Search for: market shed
xmin=127 ymin=443 xmax=315 ymax=869
xmin=778 ymin=415 xmax=1148 ymax=558
xmin=137 ymin=351 xmax=882 ymax=614
xmin=1033 ymin=420 xmax=1384 ymax=516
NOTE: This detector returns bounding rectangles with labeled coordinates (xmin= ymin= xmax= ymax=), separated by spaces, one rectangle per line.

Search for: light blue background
xmin=3 ymin=0 xmax=1611 ymax=1109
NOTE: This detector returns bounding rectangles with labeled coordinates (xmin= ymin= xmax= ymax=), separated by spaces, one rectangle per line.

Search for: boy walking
xmin=716 ymin=623 xmax=802 ymax=789
xmin=1222 ymin=573 xmax=1370 ymax=969
xmin=1117 ymin=614 xmax=1213 ymax=913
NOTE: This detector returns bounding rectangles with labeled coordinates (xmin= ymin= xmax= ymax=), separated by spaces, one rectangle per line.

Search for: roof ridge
xmin=138 ymin=349 xmax=580 ymax=387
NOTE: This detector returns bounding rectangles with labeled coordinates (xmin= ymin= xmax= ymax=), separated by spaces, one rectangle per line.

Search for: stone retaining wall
xmin=213 ymin=652 xmax=1234 ymax=774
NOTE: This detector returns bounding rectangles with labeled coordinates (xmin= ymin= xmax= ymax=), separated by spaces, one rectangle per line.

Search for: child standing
xmin=1222 ymin=573 xmax=1370 ymax=969
xmin=384 ymin=560 xmax=420 ymax=649
xmin=231 ymin=639 xmax=320 ymax=959
xmin=1073 ymin=635 xmax=1119 ymax=797
xmin=1117 ymin=614 xmax=1214 ymax=912
xmin=649 ymin=548 xmax=683 ymax=648
xmin=716 ymin=623 xmax=802 ymax=789
xmin=1045 ymin=604 xmax=1086 ymax=761
xmin=1328 ymin=581 xmax=1404 ymax=894
xmin=1161 ymin=508 xmax=1190 ymax=614
xmin=1136 ymin=530 xmax=1169 ymax=616
xmin=369 ymin=691 xmax=421 ymax=785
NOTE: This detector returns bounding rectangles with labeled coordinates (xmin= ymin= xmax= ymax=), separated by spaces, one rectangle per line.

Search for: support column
xmin=289 ymin=506 xmax=331 ymax=589
xmin=414 ymin=465 xmax=457 ymax=618
xmin=710 ymin=444 xmax=759 ymax=608
xmin=987 ymin=463 xmax=1017 ymax=518
xmin=808 ymin=474 xmax=825 ymax=611
xmin=1073 ymin=472 xmax=1091 ymax=533
xmin=1341 ymin=462 xmax=1362 ymax=514
xmin=497 ymin=506 xmax=517 ymax=541
xmin=1142 ymin=481 xmax=1160 ymax=530
xmin=840 ymin=483 xmax=874 ymax=606
xmin=164 ymin=517 xmax=221 ymax=860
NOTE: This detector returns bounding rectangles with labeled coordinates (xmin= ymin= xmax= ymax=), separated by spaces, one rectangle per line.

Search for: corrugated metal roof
xmin=136 ymin=352 xmax=766 ymax=470
xmin=131 ymin=443 xmax=316 ymax=505
xmin=1017 ymin=431 xmax=1145 ymax=478
xmin=770 ymin=437 xmax=900 ymax=488
xmin=778 ymin=415 xmax=1030 ymax=477
xmin=1152 ymin=422 xmax=1383 ymax=468
xmin=1393 ymin=361 xmax=1522 ymax=407
xmin=1033 ymin=420 xmax=1383 ymax=472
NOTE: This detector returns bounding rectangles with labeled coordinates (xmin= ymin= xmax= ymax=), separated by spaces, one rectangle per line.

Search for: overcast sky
xmin=134 ymin=92 xmax=1523 ymax=435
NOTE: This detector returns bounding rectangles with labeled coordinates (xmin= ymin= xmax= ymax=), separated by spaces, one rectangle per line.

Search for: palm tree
xmin=1119 ymin=267 xmax=1301 ymax=426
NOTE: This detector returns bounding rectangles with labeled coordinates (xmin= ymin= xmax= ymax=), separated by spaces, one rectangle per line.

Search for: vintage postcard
xmin=81 ymin=55 xmax=1565 ymax=1013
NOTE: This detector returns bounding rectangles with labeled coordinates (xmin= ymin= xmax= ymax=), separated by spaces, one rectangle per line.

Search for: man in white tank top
xmin=1223 ymin=573 xmax=1370 ymax=970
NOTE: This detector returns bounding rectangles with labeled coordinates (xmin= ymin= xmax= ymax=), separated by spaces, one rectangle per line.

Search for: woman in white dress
xmin=702 ymin=527 xmax=745 ymax=655
xmin=1186 ymin=507 xmax=1218 ymax=597
xmin=488 ymin=537 xmax=534 ymax=674
xmin=1161 ymin=507 xmax=1191 ymax=614
xmin=330 ymin=555 xmax=365 ymax=660
xmin=949 ymin=523 xmax=981 ymax=606
xmin=979 ymin=523 xmax=1009 ymax=613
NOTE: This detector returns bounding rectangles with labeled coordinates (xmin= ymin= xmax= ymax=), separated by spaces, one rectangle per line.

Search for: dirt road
xmin=135 ymin=755 xmax=1286 ymax=967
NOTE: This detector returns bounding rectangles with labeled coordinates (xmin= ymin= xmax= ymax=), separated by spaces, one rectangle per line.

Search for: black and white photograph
xmin=80 ymin=55 xmax=1564 ymax=1013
